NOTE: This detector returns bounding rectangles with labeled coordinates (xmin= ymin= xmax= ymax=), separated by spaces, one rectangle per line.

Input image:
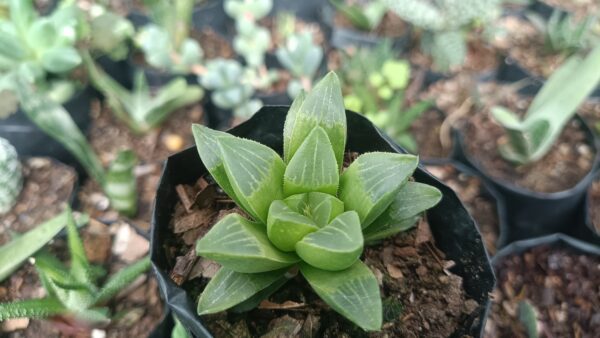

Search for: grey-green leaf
xmin=300 ymin=260 xmax=382 ymax=331
xmin=339 ymin=152 xmax=418 ymax=228
xmin=198 ymin=267 xmax=287 ymax=315
xmin=283 ymin=72 xmax=346 ymax=169
xmin=219 ymin=136 xmax=285 ymax=223
xmin=283 ymin=126 xmax=339 ymax=196
xmin=196 ymin=214 xmax=300 ymax=273
xmin=267 ymin=200 xmax=319 ymax=252
xmin=295 ymin=211 xmax=363 ymax=271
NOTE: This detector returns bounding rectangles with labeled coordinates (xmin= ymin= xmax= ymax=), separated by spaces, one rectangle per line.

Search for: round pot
xmin=424 ymin=160 xmax=509 ymax=256
xmin=96 ymin=55 xmax=133 ymax=90
xmin=488 ymin=233 xmax=600 ymax=336
xmin=0 ymin=86 xmax=94 ymax=176
xmin=584 ymin=176 xmax=600 ymax=237
xmin=320 ymin=5 xmax=411 ymax=52
xmin=192 ymin=0 xmax=235 ymax=40
xmin=454 ymin=116 xmax=600 ymax=246
xmin=150 ymin=107 xmax=495 ymax=337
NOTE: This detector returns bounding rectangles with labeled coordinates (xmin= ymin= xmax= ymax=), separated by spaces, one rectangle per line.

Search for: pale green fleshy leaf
xmin=300 ymin=260 xmax=382 ymax=331
xmin=295 ymin=211 xmax=363 ymax=271
xmin=196 ymin=214 xmax=299 ymax=273
xmin=339 ymin=152 xmax=418 ymax=228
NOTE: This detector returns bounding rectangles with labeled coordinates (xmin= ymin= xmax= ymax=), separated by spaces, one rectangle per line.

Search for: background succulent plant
xmin=0 ymin=136 xmax=22 ymax=214
xmin=225 ymin=0 xmax=272 ymax=70
xmin=200 ymin=59 xmax=262 ymax=118
xmin=276 ymin=31 xmax=324 ymax=98
xmin=527 ymin=9 xmax=598 ymax=55
xmin=191 ymin=72 xmax=441 ymax=331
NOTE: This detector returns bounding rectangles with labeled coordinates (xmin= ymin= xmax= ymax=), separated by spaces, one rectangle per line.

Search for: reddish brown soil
xmin=463 ymin=111 xmax=595 ymax=193
xmin=410 ymin=109 xmax=452 ymax=161
xmin=426 ymin=165 xmax=500 ymax=255
xmin=492 ymin=15 xmax=567 ymax=78
xmin=78 ymin=100 xmax=204 ymax=230
xmin=486 ymin=245 xmax=600 ymax=338
xmin=164 ymin=155 xmax=477 ymax=337
xmin=0 ymin=158 xmax=76 ymax=244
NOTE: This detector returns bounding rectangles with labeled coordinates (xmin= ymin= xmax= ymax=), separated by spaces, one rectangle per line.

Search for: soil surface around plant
xmin=485 ymin=245 xmax=600 ymax=338
xmin=163 ymin=154 xmax=478 ymax=338
xmin=0 ymin=221 xmax=163 ymax=338
xmin=410 ymin=108 xmax=452 ymax=161
xmin=462 ymin=94 xmax=596 ymax=193
xmin=78 ymin=100 xmax=204 ymax=230
xmin=0 ymin=158 xmax=76 ymax=244
xmin=540 ymin=0 xmax=600 ymax=18
xmin=425 ymin=164 xmax=500 ymax=255
xmin=492 ymin=15 xmax=567 ymax=78
xmin=590 ymin=180 xmax=600 ymax=233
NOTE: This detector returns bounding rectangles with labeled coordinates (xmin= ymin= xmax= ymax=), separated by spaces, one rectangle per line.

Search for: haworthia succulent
xmin=300 ymin=260 xmax=382 ymax=331
xmin=304 ymin=192 xmax=345 ymax=227
xmin=0 ymin=137 xmax=22 ymax=214
xmin=267 ymin=200 xmax=319 ymax=252
xmin=339 ymin=152 xmax=418 ymax=228
xmin=283 ymin=72 xmax=347 ymax=169
xmin=196 ymin=214 xmax=300 ymax=273
xmin=219 ymin=136 xmax=285 ymax=223
xmin=295 ymin=211 xmax=363 ymax=271
xmin=105 ymin=149 xmax=138 ymax=217
xmin=0 ymin=298 xmax=67 ymax=321
xmin=197 ymin=267 xmax=286 ymax=315
xmin=283 ymin=127 xmax=339 ymax=197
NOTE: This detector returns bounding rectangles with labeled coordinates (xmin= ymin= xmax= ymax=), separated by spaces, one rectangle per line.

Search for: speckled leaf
xmin=295 ymin=211 xmax=363 ymax=271
xmin=283 ymin=72 xmax=346 ymax=169
xmin=283 ymin=127 xmax=339 ymax=196
xmin=339 ymin=152 xmax=418 ymax=228
xmin=300 ymin=260 xmax=382 ymax=331
xmin=198 ymin=267 xmax=287 ymax=315
xmin=196 ymin=214 xmax=299 ymax=273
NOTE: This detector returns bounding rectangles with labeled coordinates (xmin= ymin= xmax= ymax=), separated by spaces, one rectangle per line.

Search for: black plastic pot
xmin=491 ymin=232 xmax=600 ymax=269
xmin=96 ymin=55 xmax=132 ymax=90
xmin=454 ymin=116 xmax=600 ymax=246
xmin=192 ymin=0 xmax=235 ymax=40
xmin=150 ymin=107 xmax=495 ymax=338
xmin=584 ymin=177 xmax=599 ymax=237
xmin=424 ymin=160 xmax=509 ymax=256
xmin=0 ymin=86 xmax=94 ymax=176
xmin=320 ymin=5 xmax=411 ymax=52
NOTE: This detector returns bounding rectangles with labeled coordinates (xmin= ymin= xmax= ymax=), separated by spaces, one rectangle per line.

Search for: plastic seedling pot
xmin=320 ymin=5 xmax=411 ymax=52
xmin=424 ymin=160 xmax=509 ymax=256
xmin=150 ymin=106 xmax=495 ymax=338
xmin=454 ymin=116 xmax=600 ymax=246
xmin=0 ymin=86 xmax=94 ymax=177
xmin=584 ymin=176 xmax=600 ymax=237
xmin=96 ymin=55 xmax=132 ymax=90
xmin=192 ymin=0 xmax=236 ymax=42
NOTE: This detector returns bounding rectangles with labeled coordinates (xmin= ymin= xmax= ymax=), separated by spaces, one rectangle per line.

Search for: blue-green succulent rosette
xmin=191 ymin=72 xmax=442 ymax=331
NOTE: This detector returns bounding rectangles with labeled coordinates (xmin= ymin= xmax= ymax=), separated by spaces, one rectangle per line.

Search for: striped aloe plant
xmin=192 ymin=72 xmax=442 ymax=331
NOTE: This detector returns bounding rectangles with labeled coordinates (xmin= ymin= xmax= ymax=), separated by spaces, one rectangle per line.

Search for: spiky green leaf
xmin=198 ymin=267 xmax=287 ymax=315
xmin=196 ymin=214 xmax=299 ymax=273
xmin=283 ymin=127 xmax=339 ymax=196
xmin=300 ymin=260 xmax=382 ymax=331
xmin=283 ymin=72 xmax=346 ymax=168
xmin=295 ymin=211 xmax=363 ymax=271
xmin=95 ymin=256 xmax=151 ymax=305
xmin=339 ymin=152 xmax=418 ymax=228
xmin=0 ymin=298 xmax=67 ymax=321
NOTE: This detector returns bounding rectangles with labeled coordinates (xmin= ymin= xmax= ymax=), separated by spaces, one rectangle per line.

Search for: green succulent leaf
xmin=219 ymin=136 xmax=285 ymax=223
xmin=267 ymin=200 xmax=319 ymax=252
xmin=66 ymin=209 xmax=93 ymax=286
xmin=300 ymin=260 xmax=382 ymax=331
xmin=339 ymin=152 xmax=418 ymax=228
xmin=198 ymin=267 xmax=287 ymax=315
xmin=40 ymin=46 xmax=82 ymax=73
xmin=105 ymin=149 xmax=138 ymax=217
xmin=196 ymin=214 xmax=300 ymax=273
xmin=0 ymin=209 xmax=80 ymax=282
xmin=364 ymin=182 xmax=442 ymax=242
xmin=283 ymin=72 xmax=346 ymax=169
xmin=295 ymin=211 xmax=363 ymax=271
xmin=0 ymin=298 xmax=67 ymax=321
xmin=283 ymin=192 xmax=345 ymax=227
xmin=283 ymin=126 xmax=339 ymax=196
xmin=95 ymin=256 xmax=150 ymax=305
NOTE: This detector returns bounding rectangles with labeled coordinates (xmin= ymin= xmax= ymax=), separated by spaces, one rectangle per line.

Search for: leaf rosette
xmin=192 ymin=72 xmax=442 ymax=331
